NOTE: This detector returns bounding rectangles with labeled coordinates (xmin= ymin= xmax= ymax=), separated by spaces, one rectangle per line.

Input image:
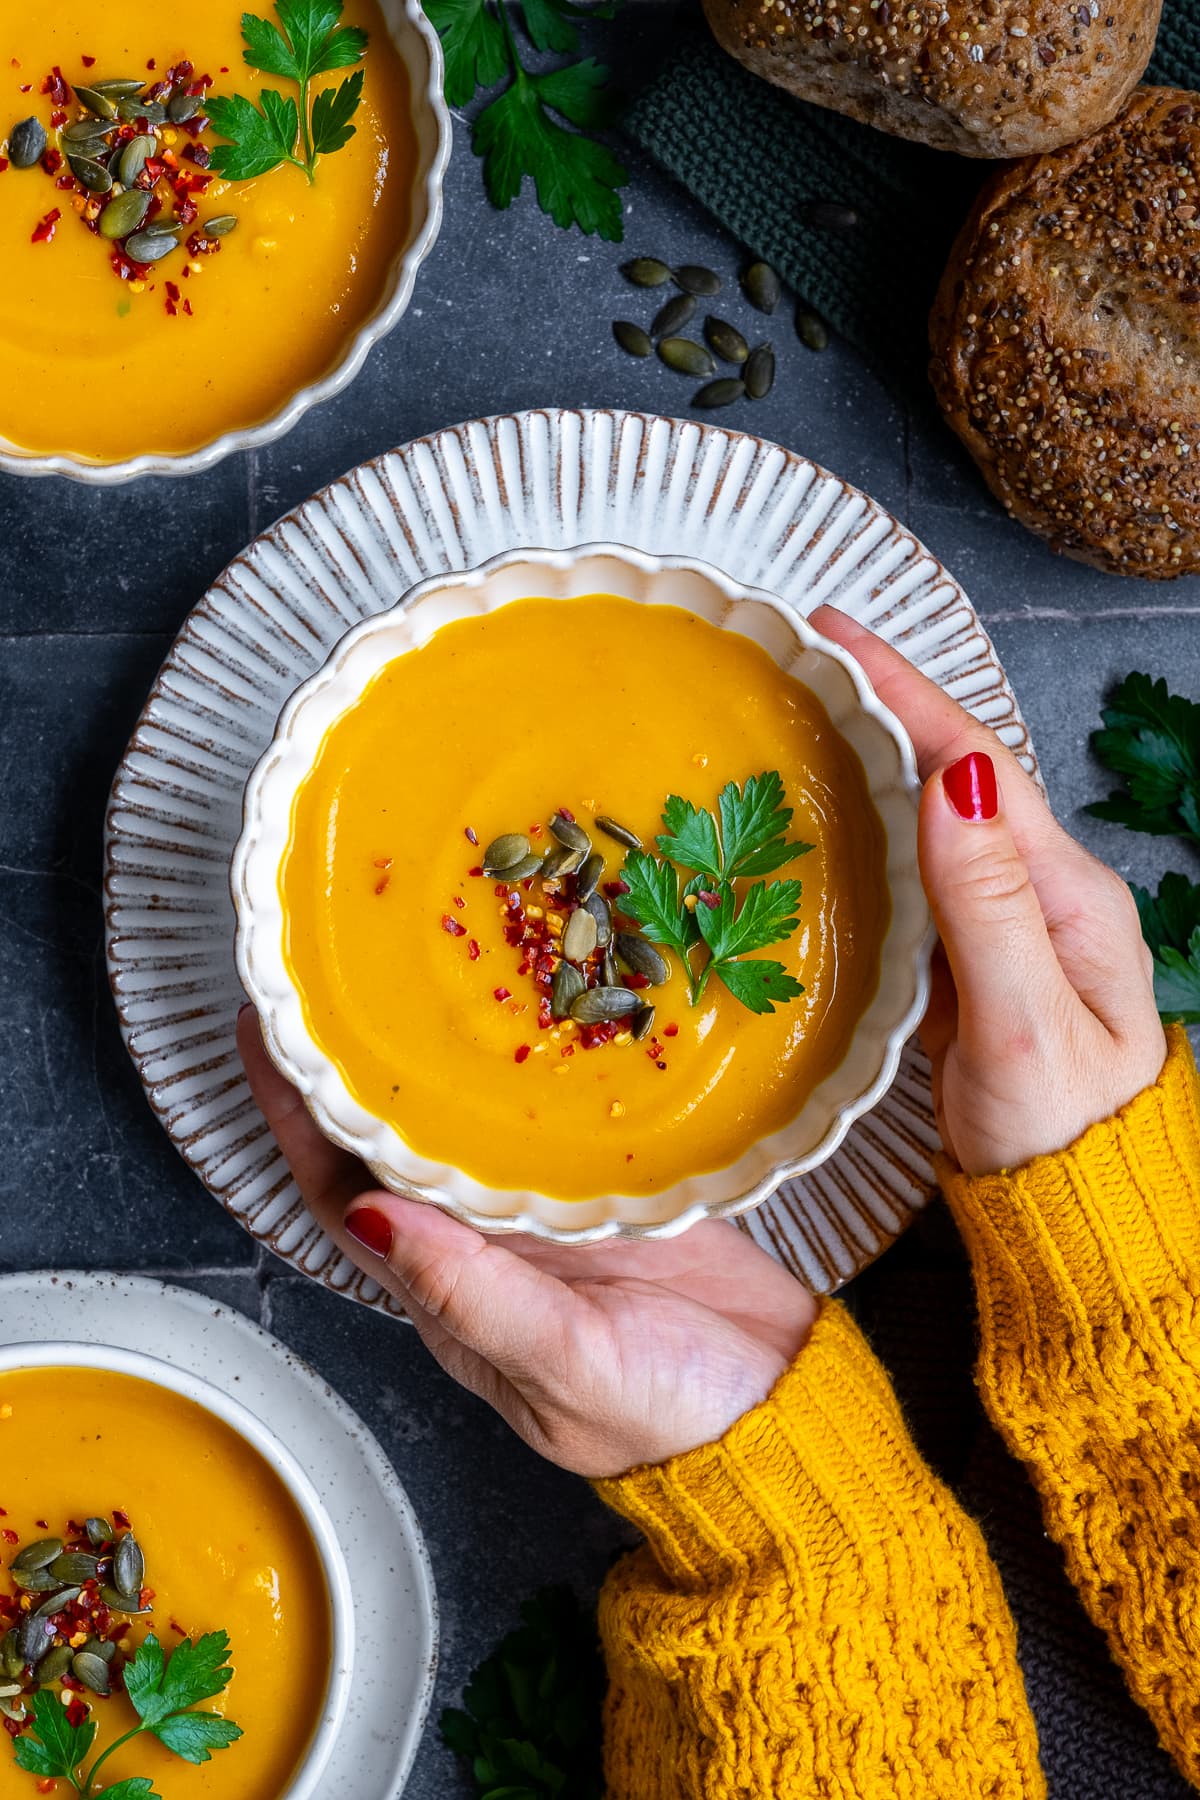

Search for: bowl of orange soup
xmin=0 ymin=0 xmax=448 ymax=481
xmin=233 ymin=544 xmax=934 ymax=1243
xmin=0 ymin=1342 xmax=353 ymax=1800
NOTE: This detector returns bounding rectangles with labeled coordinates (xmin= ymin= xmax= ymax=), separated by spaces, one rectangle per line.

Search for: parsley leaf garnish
xmin=10 ymin=1634 xmax=241 ymax=1797
xmin=1087 ymin=672 xmax=1200 ymax=842
xmin=1132 ymin=872 xmax=1200 ymax=1024
xmin=427 ymin=0 xmax=627 ymax=239
xmin=209 ymin=0 xmax=368 ymax=185
xmin=620 ymin=773 xmax=812 ymax=1012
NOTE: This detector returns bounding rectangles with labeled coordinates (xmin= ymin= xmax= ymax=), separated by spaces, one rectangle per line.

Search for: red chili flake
xmin=3 ymin=1718 xmax=22 ymax=1739
xmin=0 ymin=158 xmax=9 ymax=174
xmin=55 ymin=172 xmax=75 ymax=189
xmin=184 ymin=142 xmax=211 ymax=168
xmin=81 ymin=54 xmax=96 ymax=67
xmin=18 ymin=85 xmax=32 ymax=94
xmin=664 ymin=1022 xmax=679 ymax=1037
xmin=529 ymin=822 xmax=543 ymax=838
xmin=374 ymin=874 xmax=390 ymax=896
xmin=50 ymin=108 xmax=66 ymax=127
xmin=464 ymin=825 xmax=478 ymax=845
xmin=113 ymin=1509 xmax=131 ymax=1528
xmin=697 ymin=890 xmax=721 ymax=909
xmin=146 ymin=57 xmax=157 ymax=69
xmin=626 ymin=1152 xmax=634 ymax=1161
xmin=36 ymin=1777 xmax=56 ymax=1793
xmin=372 ymin=856 xmax=392 ymax=869
xmin=493 ymin=987 xmax=511 ymax=1002
xmin=625 ymin=972 xmax=650 ymax=990
xmin=514 ymin=1045 xmax=530 ymax=1064
xmin=441 ymin=914 xmax=466 ymax=938
xmin=220 ymin=64 xmax=230 ymax=71
xmin=0 ymin=1529 xmax=17 ymax=1545
xmin=0 ymin=1507 xmax=7 ymax=1516
xmin=182 ymin=298 xmax=193 ymax=316
xmin=175 ymin=197 xmax=198 ymax=226
xmin=467 ymin=939 xmax=480 ymax=961
xmin=557 ymin=806 xmax=576 ymax=823
xmin=656 ymin=1060 xmax=668 ymax=1071
xmin=27 ymin=208 xmax=55 ymax=240
xmin=604 ymin=880 xmax=630 ymax=898
xmin=169 ymin=1617 xmax=187 ymax=1636
xmin=561 ymin=1043 xmax=575 ymax=1058
xmin=40 ymin=147 xmax=62 ymax=175
xmin=452 ymin=895 xmax=465 ymax=909
xmin=65 ymin=1699 xmax=88 ymax=1728
xmin=34 ymin=1519 xmax=47 ymax=1530
xmin=467 ymin=864 xmax=483 ymax=878
xmin=40 ymin=67 xmax=69 ymax=104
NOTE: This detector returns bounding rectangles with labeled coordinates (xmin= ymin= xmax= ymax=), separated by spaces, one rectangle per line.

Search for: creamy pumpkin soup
xmin=0 ymin=1369 xmax=331 ymax=1798
xmin=0 ymin=1 xmax=415 ymax=461
xmin=281 ymin=595 xmax=890 ymax=1198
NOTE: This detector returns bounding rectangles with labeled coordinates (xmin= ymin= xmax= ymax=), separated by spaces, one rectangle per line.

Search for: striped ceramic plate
xmin=104 ymin=409 xmax=1034 ymax=1312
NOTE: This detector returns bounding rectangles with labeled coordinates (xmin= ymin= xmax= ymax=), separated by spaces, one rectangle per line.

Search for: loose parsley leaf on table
xmin=1086 ymin=671 xmax=1200 ymax=841
xmin=209 ymin=0 xmax=368 ymax=184
xmin=620 ymin=773 xmax=812 ymax=1012
xmin=1132 ymin=873 xmax=1200 ymax=1025
xmin=426 ymin=0 xmax=627 ymax=239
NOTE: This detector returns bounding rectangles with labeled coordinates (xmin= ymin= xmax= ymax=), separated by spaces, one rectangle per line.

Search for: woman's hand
xmin=237 ymin=1006 xmax=817 ymax=1479
xmin=811 ymin=604 xmax=1166 ymax=1175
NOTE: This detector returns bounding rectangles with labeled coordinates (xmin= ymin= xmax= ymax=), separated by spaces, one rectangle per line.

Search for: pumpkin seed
xmin=73 ymin=85 xmax=119 ymax=120
xmin=616 ymin=933 xmax=670 ymax=985
xmin=612 ymin=320 xmax=652 ymax=358
xmin=8 ymin=116 xmax=47 ymax=169
xmin=595 ymin=816 xmax=642 ymax=852
xmin=673 ymin=263 xmax=721 ymax=296
xmin=99 ymin=1583 xmax=151 ymax=1615
xmin=562 ymin=907 xmax=598 ymax=963
xmin=11 ymin=1568 xmax=59 ymax=1592
xmin=548 ymin=812 xmax=590 ymax=854
xmin=576 ymin=852 xmax=604 ymax=904
xmin=49 ymin=1552 xmax=99 ymax=1585
xmin=650 ymin=292 xmax=695 ymax=338
xmin=602 ymin=946 xmax=619 ymax=987
xmin=125 ymin=228 xmax=180 ymax=264
xmin=34 ymin=1645 xmax=74 ymax=1685
xmin=550 ymin=962 xmax=585 ymax=1019
xmin=16 ymin=1615 xmax=53 ymax=1667
xmin=34 ymin=1587 xmax=80 ymax=1619
xmin=543 ymin=844 xmax=585 ymax=879
xmin=112 ymin=1533 xmax=144 ymax=1600
xmin=744 ymin=344 xmax=775 ymax=400
xmin=69 ymin=154 xmax=113 ymax=194
xmin=703 ymin=316 xmax=749 ymax=363
xmin=1 ymin=1630 xmax=23 ymax=1681
xmin=99 ymin=187 xmax=151 ymax=240
xmin=118 ymin=97 xmax=166 ymax=125
xmin=571 ymin=986 xmax=637 ymax=1025
xmin=502 ymin=852 xmax=544 ymax=882
xmin=61 ymin=119 xmax=115 ymax=149
xmin=95 ymin=1639 xmax=118 ymax=1664
xmin=11 ymin=1538 xmax=63 ymax=1574
xmin=796 ymin=307 xmax=829 ymax=352
xmin=803 ymin=200 xmax=858 ymax=232
xmin=741 ymin=260 xmax=781 ymax=314
xmin=203 ymin=212 xmax=239 ymax=237
xmin=481 ymin=832 xmax=530 ymax=875
xmin=693 ymin=378 xmax=745 ymax=408
xmin=72 ymin=1651 xmax=111 ymax=1696
xmin=117 ymin=132 xmax=157 ymax=186
xmin=658 ymin=336 xmax=716 ymax=378
xmin=0 ymin=1683 xmax=20 ymax=1700
xmin=584 ymin=891 xmax=612 ymax=948
xmin=620 ymin=256 xmax=672 ymax=287
xmin=85 ymin=1518 xmax=113 ymax=1548
xmin=168 ymin=92 xmax=204 ymax=122
xmin=632 ymin=1003 xmax=656 ymax=1042
xmin=91 ymin=79 xmax=150 ymax=99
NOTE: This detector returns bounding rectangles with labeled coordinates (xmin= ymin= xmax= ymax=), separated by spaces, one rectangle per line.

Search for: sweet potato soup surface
xmin=282 ymin=596 xmax=889 ymax=1198
xmin=0 ymin=1 xmax=414 ymax=461
xmin=0 ymin=1368 xmax=330 ymax=1798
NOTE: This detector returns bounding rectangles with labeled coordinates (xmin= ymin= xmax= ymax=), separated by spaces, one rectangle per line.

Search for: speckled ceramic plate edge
xmin=0 ymin=1270 xmax=438 ymax=1796
xmin=103 ymin=406 xmax=1038 ymax=1303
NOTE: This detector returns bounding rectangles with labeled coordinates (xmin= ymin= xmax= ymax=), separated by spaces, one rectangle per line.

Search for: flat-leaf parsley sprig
xmin=208 ymin=0 xmax=368 ymax=184
xmin=620 ymin=772 xmax=813 ymax=1014
xmin=11 ymin=1632 xmax=241 ymax=1798
xmin=426 ymin=0 xmax=628 ymax=239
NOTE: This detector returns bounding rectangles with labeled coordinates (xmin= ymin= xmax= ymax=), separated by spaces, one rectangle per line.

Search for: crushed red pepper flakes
xmin=452 ymin=895 xmax=465 ymax=909
xmin=464 ymin=825 xmax=478 ymax=845
xmin=113 ymin=1510 xmax=131 ymax=1528
xmin=40 ymin=147 xmax=62 ymax=176
xmin=467 ymin=864 xmax=483 ymax=878
xmin=81 ymin=54 xmax=96 ymax=67
xmin=467 ymin=939 xmax=480 ymax=961
xmin=27 ymin=207 xmax=57 ymax=240
xmin=40 ymin=67 xmax=69 ymax=104
xmin=0 ymin=158 xmax=8 ymax=173
xmin=664 ymin=1022 xmax=679 ymax=1037
xmin=493 ymin=986 xmax=511 ymax=1002
xmin=0 ymin=1529 xmax=17 ymax=1545
xmin=441 ymin=914 xmax=466 ymax=938
xmin=514 ymin=1045 xmax=531 ymax=1064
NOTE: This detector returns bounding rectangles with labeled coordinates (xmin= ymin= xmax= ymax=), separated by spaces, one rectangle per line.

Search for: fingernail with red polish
xmin=346 ymin=1206 xmax=393 ymax=1259
xmin=943 ymin=751 xmax=998 ymax=823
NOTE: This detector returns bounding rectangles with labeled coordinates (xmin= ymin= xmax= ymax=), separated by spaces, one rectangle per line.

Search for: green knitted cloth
xmin=624 ymin=13 xmax=1200 ymax=366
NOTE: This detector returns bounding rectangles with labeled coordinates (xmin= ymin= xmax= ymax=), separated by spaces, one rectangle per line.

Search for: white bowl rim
xmin=0 ymin=0 xmax=451 ymax=486
xmin=0 ymin=1338 xmax=355 ymax=1800
xmin=233 ymin=539 xmax=936 ymax=1246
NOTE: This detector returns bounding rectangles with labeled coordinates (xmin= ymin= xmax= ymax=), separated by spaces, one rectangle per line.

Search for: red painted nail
xmin=345 ymin=1206 xmax=393 ymax=1258
xmin=943 ymin=751 xmax=998 ymax=823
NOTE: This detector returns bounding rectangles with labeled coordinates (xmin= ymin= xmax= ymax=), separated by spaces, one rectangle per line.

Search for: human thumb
xmin=919 ymin=750 xmax=1073 ymax=1041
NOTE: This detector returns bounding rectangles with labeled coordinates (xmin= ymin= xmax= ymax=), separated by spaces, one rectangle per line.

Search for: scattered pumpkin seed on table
xmin=620 ymin=256 xmax=672 ymax=287
xmin=693 ymin=377 xmax=745 ymax=408
xmin=650 ymin=292 xmax=695 ymax=338
xmin=704 ymin=316 xmax=749 ymax=363
xmin=741 ymin=260 xmax=781 ymax=313
xmin=674 ymin=263 xmax=721 ymax=296
xmin=659 ymin=336 xmax=716 ymax=378
xmin=613 ymin=320 xmax=652 ymax=358
xmin=796 ymin=308 xmax=829 ymax=352
xmin=744 ymin=344 xmax=776 ymax=399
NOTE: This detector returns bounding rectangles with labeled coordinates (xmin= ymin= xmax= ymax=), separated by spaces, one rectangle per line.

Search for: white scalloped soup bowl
xmin=0 ymin=0 xmax=449 ymax=485
xmin=233 ymin=544 xmax=934 ymax=1244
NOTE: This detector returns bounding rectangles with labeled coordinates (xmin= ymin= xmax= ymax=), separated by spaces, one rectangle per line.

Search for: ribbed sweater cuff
xmin=593 ymin=1302 xmax=946 ymax=1585
xmin=941 ymin=1027 xmax=1200 ymax=1384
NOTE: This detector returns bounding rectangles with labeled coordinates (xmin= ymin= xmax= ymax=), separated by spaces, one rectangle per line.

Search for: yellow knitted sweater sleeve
xmin=941 ymin=1025 xmax=1200 ymax=1787
xmin=593 ymin=1301 xmax=1045 ymax=1800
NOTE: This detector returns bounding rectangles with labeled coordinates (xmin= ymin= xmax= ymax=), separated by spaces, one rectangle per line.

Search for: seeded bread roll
xmin=702 ymin=0 xmax=1159 ymax=157
xmin=930 ymin=88 xmax=1200 ymax=579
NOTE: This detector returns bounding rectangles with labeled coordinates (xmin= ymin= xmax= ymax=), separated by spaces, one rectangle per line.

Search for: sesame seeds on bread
xmin=930 ymin=88 xmax=1200 ymax=577
xmin=702 ymin=0 xmax=1160 ymax=157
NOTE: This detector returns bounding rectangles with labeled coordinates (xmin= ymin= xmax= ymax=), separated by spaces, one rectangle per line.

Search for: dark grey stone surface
xmin=1 ymin=7 xmax=1199 ymax=1796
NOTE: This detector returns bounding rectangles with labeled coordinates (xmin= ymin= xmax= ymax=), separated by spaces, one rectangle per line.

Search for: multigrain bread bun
xmin=930 ymin=88 xmax=1200 ymax=579
xmin=701 ymin=0 xmax=1160 ymax=156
